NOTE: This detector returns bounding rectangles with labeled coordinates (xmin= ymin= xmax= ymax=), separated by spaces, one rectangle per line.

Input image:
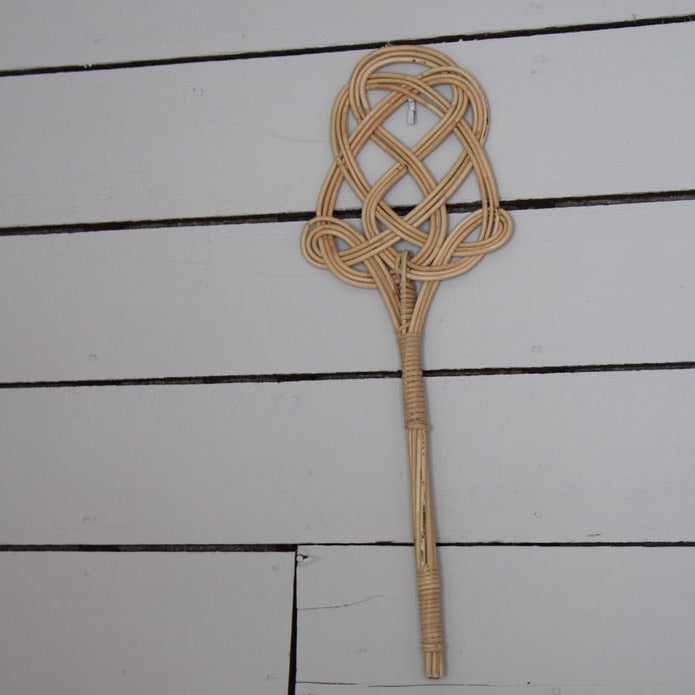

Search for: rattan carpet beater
xmin=301 ymin=45 xmax=513 ymax=678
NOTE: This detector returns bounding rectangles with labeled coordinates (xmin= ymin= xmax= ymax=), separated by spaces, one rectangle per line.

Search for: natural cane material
xmin=300 ymin=44 xmax=512 ymax=678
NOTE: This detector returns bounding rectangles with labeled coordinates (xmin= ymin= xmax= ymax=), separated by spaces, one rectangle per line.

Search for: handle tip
xmin=424 ymin=650 xmax=444 ymax=679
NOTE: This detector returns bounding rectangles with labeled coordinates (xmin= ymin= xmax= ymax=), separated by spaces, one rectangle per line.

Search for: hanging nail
xmin=407 ymin=98 xmax=416 ymax=125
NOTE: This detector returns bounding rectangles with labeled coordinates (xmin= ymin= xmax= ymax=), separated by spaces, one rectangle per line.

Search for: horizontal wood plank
xmin=296 ymin=545 xmax=695 ymax=689
xmin=2 ymin=24 xmax=694 ymax=227
xmin=2 ymin=201 xmax=695 ymax=381
xmin=2 ymin=369 xmax=694 ymax=544
xmin=2 ymin=1 xmax=693 ymax=71
xmin=0 ymin=551 xmax=294 ymax=694
xmin=298 ymin=687 xmax=653 ymax=695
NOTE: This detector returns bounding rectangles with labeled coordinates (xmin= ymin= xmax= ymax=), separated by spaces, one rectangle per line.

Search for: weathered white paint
xmin=0 ymin=552 xmax=294 ymax=694
xmin=2 ymin=201 xmax=694 ymax=381
xmin=296 ymin=545 xmax=695 ymax=689
xmin=2 ymin=23 xmax=694 ymax=227
xmin=2 ymin=369 xmax=694 ymax=544
xmin=298 ymin=686 xmax=660 ymax=695
xmin=2 ymin=1 xmax=693 ymax=70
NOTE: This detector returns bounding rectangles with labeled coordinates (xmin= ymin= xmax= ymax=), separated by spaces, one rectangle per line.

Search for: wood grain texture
xmin=0 ymin=552 xmax=294 ymax=694
xmin=2 ymin=1 xmax=693 ymax=70
xmin=296 ymin=545 xmax=695 ymax=689
xmin=2 ymin=370 xmax=694 ymax=544
xmin=2 ymin=201 xmax=694 ymax=381
xmin=2 ymin=23 xmax=694 ymax=227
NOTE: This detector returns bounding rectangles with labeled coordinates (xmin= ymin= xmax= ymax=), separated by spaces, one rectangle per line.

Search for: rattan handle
xmin=399 ymin=331 xmax=444 ymax=678
xmin=396 ymin=252 xmax=444 ymax=678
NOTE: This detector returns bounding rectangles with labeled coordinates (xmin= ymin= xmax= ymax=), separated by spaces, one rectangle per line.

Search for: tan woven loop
xmin=300 ymin=44 xmax=513 ymax=333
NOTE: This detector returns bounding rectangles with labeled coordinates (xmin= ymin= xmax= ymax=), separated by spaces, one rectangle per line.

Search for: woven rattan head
xmin=301 ymin=44 xmax=512 ymax=332
xmin=300 ymin=44 xmax=513 ymax=678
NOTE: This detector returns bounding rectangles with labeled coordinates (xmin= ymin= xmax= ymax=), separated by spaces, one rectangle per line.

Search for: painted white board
xmin=296 ymin=545 xmax=695 ymax=690
xmin=2 ymin=369 xmax=694 ymax=544
xmin=2 ymin=24 xmax=695 ymax=227
xmin=2 ymin=201 xmax=695 ymax=381
xmin=0 ymin=551 xmax=294 ymax=694
xmin=2 ymin=1 xmax=693 ymax=71
xmin=299 ymin=686 xmax=659 ymax=695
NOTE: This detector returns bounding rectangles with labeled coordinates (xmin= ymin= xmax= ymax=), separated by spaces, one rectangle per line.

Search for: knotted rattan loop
xmin=301 ymin=44 xmax=512 ymax=333
xmin=300 ymin=44 xmax=513 ymax=679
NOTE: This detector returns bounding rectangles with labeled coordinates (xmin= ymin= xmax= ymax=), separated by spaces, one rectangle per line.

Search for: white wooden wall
xmin=2 ymin=2 xmax=695 ymax=693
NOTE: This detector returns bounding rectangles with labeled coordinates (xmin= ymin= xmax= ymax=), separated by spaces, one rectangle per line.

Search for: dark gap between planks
xmin=2 ymin=541 xmax=694 ymax=552
xmin=0 ymin=13 xmax=693 ymax=78
xmin=287 ymin=553 xmax=298 ymax=695
xmin=1 ymin=189 xmax=694 ymax=237
xmin=2 ymin=361 xmax=695 ymax=390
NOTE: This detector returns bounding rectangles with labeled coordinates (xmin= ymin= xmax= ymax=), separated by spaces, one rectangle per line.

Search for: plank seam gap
xmin=302 ymin=541 xmax=695 ymax=548
xmin=2 ymin=542 xmax=694 ymax=552
xmin=287 ymin=551 xmax=298 ymax=695
xmin=0 ymin=544 xmax=298 ymax=552
xmin=0 ymin=13 xmax=693 ymax=78
xmin=1 ymin=189 xmax=694 ymax=237
xmin=2 ymin=361 xmax=695 ymax=390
